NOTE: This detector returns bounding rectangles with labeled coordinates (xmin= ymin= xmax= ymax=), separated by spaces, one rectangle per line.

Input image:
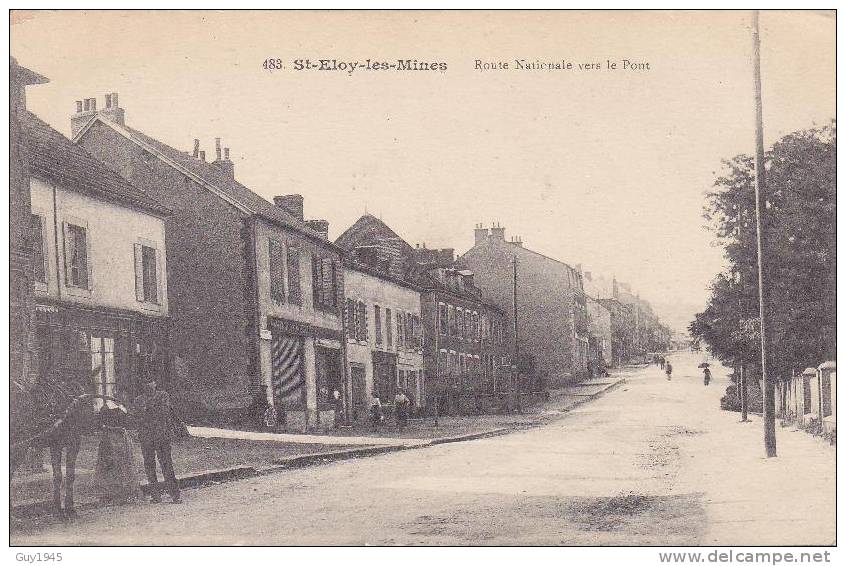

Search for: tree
xmin=690 ymin=122 xmax=836 ymax=381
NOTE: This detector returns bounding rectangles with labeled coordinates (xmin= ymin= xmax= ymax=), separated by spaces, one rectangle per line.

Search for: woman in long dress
xmin=94 ymin=406 xmax=143 ymax=505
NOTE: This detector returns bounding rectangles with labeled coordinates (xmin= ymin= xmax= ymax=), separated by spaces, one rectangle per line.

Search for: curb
xmin=12 ymin=378 xmax=626 ymax=521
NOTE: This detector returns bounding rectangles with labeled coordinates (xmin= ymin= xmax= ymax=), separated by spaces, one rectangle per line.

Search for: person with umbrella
xmin=699 ymin=362 xmax=712 ymax=386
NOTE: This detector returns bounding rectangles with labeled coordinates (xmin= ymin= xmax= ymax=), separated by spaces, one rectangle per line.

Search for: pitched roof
xmin=121 ymin=125 xmax=325 ymax=239
xmin=21 ymin=111 xmax=170 ymax=216
xmin=336 ymin=214 xmax=501 ymax=308
xmin=76 ymin=115 xmax=331 ymax=246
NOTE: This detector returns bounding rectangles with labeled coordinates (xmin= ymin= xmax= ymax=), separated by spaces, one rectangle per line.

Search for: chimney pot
xmin=224 ymin=147 xmax=230 ymax=161
xmin=193 ymin=139 xmax=200 ymax=158
xmin=215 ymin=137 xmax=222 ymax=161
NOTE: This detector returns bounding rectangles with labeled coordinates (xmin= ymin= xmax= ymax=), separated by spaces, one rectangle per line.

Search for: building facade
xmin=23 ymin=111 xmax=172 ymax=405
xmin=342 ymin=262 xmax=424 ymax=418
xmin=458 ymin=224 xmax=589 ymax=385
xmin=73 ymin=96 xmax=345 ymax=429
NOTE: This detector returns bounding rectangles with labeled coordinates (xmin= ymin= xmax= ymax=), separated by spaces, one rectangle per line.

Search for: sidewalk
xmin=11 ymin=374 xmax=625 ymax=520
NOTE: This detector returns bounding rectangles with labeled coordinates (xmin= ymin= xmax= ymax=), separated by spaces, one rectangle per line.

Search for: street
xmin=11 ymin=352 xmax=835 ymax=546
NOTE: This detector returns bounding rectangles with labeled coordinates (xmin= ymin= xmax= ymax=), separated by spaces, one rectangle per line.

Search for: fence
xmin=775 ymin=361 xmax=836 ymax=437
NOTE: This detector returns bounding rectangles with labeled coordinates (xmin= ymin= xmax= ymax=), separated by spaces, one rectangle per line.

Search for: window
xmin=64 ymin=223 xmax=89 ymax=289
xmin=456 ymin=308 xmax=463 ymax=338
xmin=464 ymin=310 xmax=472 ymax=340
xmin=412 ymin=314 xmax=422 ymax=349
xmin=404 ymin=313 xmax=413 ymax=350
xmin=269 ymin=239 xmax=285 ymax=304
xmin=91 ymin=335 xmax=116 ymax=409
xmin=386 ymin=308 xmax=393 ymax=349
xmin=473 ymin=312 xmax=480 ymax=341
xmin=374 ymin=305 xmax=382 ymax=345
xmin=345 ymin=298 xmax=356 ymax=339
xmin=438 ymin=349 xmax=448 ymax=375
xmin=135 ymin=243 xmax=160 ymax=304
xmin=357 ymin=301 xmax=368 ymax=341
xmin=448 ymin=305 xmax=456 ymax=336
xmin=287 ymin=246 xmax=301 ymax=305
xmin=438 ymin=303 xmax=448 ymax=336
xmin=312 ymin=255 xmax=338 ymax=311
xmin=397 ymin=314 xmax=404 ymax=348
xmin=31 ymin=215 xmax=45 ymax=283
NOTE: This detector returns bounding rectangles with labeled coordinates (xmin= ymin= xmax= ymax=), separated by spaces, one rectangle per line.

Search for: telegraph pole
xmin=512 ymin=254 xmax=521 ymax=412
xmin=752 ymin=10 xmax=776 ymax=457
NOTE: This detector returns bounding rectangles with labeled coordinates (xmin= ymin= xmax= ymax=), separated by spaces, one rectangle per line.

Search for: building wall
xmin=343 ymin=267 xmax=423 ymax=413
xmin=459 ymin=236 xmax=585 ymax=384
xmin=253 ymin=217 xmax=344 ymax=427
xmin=30 ymin=177 xmax=169 ymax=316
xmin=587 ymin=296 xmax=613 ymax=366
xmin=421 ymin=289 xmax=508 ymax=399
xmin=78 ymin=122 xmax=254 ymax=415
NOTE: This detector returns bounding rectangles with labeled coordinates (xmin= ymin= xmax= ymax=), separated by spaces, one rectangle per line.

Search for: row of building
xmin=11 ymin=59 xmax=672 ymax=430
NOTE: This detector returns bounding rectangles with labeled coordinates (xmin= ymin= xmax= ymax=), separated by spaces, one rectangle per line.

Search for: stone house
xmin=72 ymin=95 xmax=345 ymax=429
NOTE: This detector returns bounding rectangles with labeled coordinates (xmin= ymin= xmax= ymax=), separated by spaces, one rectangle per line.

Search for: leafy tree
xmin=690 ymin=121 xmax=836 ymax=380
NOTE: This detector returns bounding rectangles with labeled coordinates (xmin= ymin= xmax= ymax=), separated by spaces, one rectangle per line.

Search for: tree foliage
xmin=690 ymin=121 xmax=836 ymax=378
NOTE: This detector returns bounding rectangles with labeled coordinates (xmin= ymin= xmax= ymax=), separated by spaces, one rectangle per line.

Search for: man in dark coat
xmin=132 ymin=379 xmax=181 ymax=504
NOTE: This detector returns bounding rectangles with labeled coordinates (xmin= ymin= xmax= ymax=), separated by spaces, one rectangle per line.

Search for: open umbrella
xmin=698 ymin=362 xmax=710 ymax=368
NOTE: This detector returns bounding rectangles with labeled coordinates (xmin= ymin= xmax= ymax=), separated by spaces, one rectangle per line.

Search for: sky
xmin=11 ymin=10 xmax=835 ymax=332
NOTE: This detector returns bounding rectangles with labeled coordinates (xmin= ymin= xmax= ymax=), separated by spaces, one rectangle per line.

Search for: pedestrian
xmin=131 ymin=379 xmax=182 ymax=504
xmin=665 ymin=361 xmax=673 ymax=381
xmin=94 ymin=404 xmax=142 ymax=505
xmin=703 ymin=367 xmax=712 ymax=386
xmin=394 ymin=390 xmax=410 ymax=431
xmin=369 ymin=391 xmax=383 ymax=433
xmin=332 ymin=389 xmax=343 ymax=428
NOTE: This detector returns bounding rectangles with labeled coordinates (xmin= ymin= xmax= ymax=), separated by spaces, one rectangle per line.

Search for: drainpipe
xmin=52 ymin=184 xmax=62 ymax=299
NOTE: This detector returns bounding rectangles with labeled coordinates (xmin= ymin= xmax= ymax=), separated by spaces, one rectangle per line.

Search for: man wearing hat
xmin=132 ymin=379 xmax=182 ymax=504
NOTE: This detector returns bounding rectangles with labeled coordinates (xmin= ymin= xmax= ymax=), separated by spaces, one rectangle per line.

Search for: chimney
xmin=306 ymin=219 xmax=329 ymax=240
xmin=192 ymin=139 xmax=200 ymax=158
xmin=473 ymin=223 xmax=489 ymax=246
xmin=199 ymin=150 xmax=206 ymax=162
xmin=490 ymin=221 xmax=505 ymax=241
xmin=70 ymin=92 xmax=125 ymax=138
xmin=510 ymin=235 xmax=523 ymax=248
xmin=273 ymin=194 xmax=304 ymax=220
xmin=211 ymin=138 xmax=235 ymax=179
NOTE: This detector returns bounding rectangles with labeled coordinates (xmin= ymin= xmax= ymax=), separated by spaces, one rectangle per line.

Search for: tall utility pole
xmin=752 ymin=10 xmax=777 ymax=457
xmin=512 ymin=255 xmax=521 ymax=412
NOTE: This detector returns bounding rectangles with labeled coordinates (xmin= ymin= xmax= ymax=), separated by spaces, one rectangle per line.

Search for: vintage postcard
xmin=8 ymin=8 xmax=836 ymax=556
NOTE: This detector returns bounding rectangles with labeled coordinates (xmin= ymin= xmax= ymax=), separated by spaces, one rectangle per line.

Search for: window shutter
xmin=312 ymin=255 xmax=321 ymax=307
xmin=62 ymin=222 xmax=71 ymax=284
xmin=287 ymin=246 xmax=301 ymax=305
xmin=154 ymin=247 xmax=163 ymax=305
xmin=134 ymin=243 xmax=145 ymax=302
xmin=269 ymin=239 xmax=285 ymax=304
xmin=320 ymin=258 xmax=333 ymax=309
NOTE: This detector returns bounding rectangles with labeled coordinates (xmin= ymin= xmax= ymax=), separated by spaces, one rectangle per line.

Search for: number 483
xmin=263 ymin=59 xmax=284 ymax=70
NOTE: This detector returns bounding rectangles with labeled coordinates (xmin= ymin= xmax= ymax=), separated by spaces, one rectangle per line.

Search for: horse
xmin=11 ymin=378 xmax=120 ymax=519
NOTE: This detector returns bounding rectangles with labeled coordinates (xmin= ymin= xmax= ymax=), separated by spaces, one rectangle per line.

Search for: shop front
xmin=267 ymin=316 xmax=344 ymax=430
xmin=34 ymin=299 xmax=170 ymax=408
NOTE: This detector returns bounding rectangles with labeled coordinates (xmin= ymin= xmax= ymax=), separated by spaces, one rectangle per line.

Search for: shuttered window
xmin=311 ymin=255 xmax=338 ymax=311
xmin=134 ymin=243 xmax=160 ymax=304
xmin=386 ymin=308 xmax=393 ymax=348
xmin=269 ymin=239 xmax=285 ymax=305
xmin=395 ymin=311 xmax=404 ymax=350
xmin=31 ymin=215 xmax=45 ymax=283
xmin=287 ymin=246 xmax=301 ymax=305
xmin=357 ymin=300 xmax=368 ymax=341
xmin=64 ymin=222 xmax=89 ymax=289
xmin=374 ymin=305 xmax=382 ymax=345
